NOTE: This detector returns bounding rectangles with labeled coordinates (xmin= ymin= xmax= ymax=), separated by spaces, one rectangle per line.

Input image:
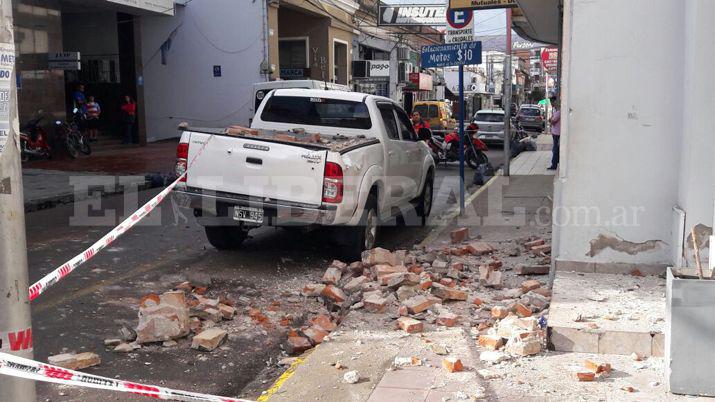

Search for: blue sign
xmin=421 ymin=41 xmax=482 ymax=68
xmin=213 ymin=65 xmax=222 ymax=77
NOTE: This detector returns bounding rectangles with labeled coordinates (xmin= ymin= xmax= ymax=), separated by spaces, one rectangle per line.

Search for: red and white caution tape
xmin=28 ymin=135 xmax=213 ymax=301
xmin=0 ymin=352 xmax=252 ymax=401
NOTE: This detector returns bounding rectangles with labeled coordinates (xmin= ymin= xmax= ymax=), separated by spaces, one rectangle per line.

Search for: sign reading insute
xmin=378 ymin=4 xmax=446 ymax=26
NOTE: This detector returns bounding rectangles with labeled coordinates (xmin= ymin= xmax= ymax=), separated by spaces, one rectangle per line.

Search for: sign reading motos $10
xmin=449 ymin=0 xmax=518 ymax=10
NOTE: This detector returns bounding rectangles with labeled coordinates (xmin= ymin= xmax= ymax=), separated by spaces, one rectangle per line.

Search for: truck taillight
xmin=175 ymin=142 xmax=189 ymax=182
xmin=322 ymin=162 xmax=343 ymax=203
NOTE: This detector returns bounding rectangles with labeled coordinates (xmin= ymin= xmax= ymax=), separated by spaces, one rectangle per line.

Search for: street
xmin=26 ymin=150 xmax=504 ymax=401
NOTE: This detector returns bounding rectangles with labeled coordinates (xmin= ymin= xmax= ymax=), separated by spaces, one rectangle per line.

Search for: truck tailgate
xmin=186 ymin=132 xmax=327 ymax=206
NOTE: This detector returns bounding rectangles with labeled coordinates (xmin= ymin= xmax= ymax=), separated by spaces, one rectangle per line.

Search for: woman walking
xmin=120 ymin=95 xmax=136 ymax=144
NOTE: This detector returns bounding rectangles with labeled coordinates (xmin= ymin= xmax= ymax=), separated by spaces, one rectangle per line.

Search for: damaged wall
xmin=551 ymin=0 xmax=715 ymax=272
xmin=674 ymin=0 xmax=715 ymax=268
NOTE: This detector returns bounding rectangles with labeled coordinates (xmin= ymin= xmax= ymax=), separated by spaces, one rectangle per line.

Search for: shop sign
xmin=378 ymin=4 xmax=446 ymax=26
xmin=368 ymin=61 xmax=390 ymax=77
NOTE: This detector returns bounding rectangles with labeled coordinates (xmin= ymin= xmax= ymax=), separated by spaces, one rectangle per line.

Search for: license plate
xmin=233 ymin=206 xmax=264 ymax=224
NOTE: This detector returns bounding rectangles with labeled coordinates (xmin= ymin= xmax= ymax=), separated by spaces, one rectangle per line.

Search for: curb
xmin=23 ymin=173 xmax=168 ymax=213
xmin=418 ymin=174 xmax=499 ymax=248
xmin=257 ymin=350 xmax=312 ymax=401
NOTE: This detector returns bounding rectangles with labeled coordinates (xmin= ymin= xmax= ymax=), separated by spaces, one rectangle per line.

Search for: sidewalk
xmin=256 ymin=172 xmax=681 ymax=401
xmin=21 ymin=140 xmax=177 ymax=211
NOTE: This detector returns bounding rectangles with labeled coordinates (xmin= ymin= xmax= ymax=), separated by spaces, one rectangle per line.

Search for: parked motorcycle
xmin=54 ymin=108 xmax=91 ymax=158
xmin=19 ymin=113 xmax=51 ymax=162
xmin=420 ymin=126 xmax=489 ymax=169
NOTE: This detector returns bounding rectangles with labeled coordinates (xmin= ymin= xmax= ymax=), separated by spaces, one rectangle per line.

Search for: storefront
xmin=12 ymin=0 xmax=174 ymax=145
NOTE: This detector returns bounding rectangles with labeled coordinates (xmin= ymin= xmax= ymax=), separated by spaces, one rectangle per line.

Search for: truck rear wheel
xmin=204 ymin=226 xmax=247 ymax=250
xmin=344 ymin=194 xmax=378 ymax=259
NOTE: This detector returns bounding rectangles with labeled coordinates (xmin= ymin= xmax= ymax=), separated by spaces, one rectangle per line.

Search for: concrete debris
xmin=104 ymin=338 xmax=122 ymax=347
xmin=119 ymin=326 xmax=137 ymax=342
xmin=48 ymin=352 xmax=101 ymax=370
xmin=113 ymin=343 xmax=139 ymax=353
xmin=480 ymin=350 xmax=508 ymax=364
xmin=515 ymin=264 xmax=550 ymax=275
xmin=394 ymin=356 xmax=422 ymax=367
xmin=343 ymin=370 xmax=360 ymax=384
xmin=136 ymin=291 xmax=191 ymax=344
xmin=477 ymin=368 xmax=502 ymax=380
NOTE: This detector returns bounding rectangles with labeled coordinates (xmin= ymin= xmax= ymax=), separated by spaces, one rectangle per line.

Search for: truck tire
xmin=345 ymin=194 xmax=379 ymax=259
xmin=204 ymin=226 xmax=247 ymax=250
xmin=416 ymin=171 xmax=434 ymax=226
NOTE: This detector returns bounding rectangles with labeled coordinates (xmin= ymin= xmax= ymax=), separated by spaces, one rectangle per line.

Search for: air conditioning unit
xmin=397 ymin=47 xmax=409 ymax=61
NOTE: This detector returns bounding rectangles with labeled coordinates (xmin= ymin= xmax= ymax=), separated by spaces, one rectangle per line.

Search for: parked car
xmin=412 ymin=100 xmax=456 ymax=131
xmin=516 ymin=104 xmax=545 ymax=132
xmin=176 ymin=89 xmax=435 ymax=257
xmin=473 ymin=109 xmax=505 ymax=143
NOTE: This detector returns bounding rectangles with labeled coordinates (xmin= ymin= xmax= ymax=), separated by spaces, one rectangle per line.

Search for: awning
xmin=512 ymin=0 xmax=560 ymax=45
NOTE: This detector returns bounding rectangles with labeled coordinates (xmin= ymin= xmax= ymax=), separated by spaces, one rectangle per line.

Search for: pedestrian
xmin=411 ymin=111 xmax=430 ymax=132
xmin=547 ymin=95 xmax=560 ymax=170
xmin=85 ymin=95 xmax=101 ymax=142
xmin=120 ymin=95 xmax=136 ymax=144
xmin=72 ymin=83 xmax=86 ymax=112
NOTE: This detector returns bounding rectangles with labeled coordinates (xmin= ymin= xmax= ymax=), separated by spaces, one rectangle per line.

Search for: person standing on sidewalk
xmin=120 ymin=95 xmax=136 ymax=144
xmin=547 ymin=96 xmax=561 ymax=170
xmin=85 ymin=95 xmax=101 ymax=142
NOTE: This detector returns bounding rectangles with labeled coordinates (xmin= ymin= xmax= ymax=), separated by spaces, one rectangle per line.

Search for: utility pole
xmin=0 ymin=1 xmax=37 ymax=400
xmin=502 ymin=8 xmax=512 ymax=176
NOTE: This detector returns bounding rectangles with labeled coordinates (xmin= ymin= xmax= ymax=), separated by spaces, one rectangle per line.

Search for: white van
xmin=250 ymin=80 xmax=351 ymax=123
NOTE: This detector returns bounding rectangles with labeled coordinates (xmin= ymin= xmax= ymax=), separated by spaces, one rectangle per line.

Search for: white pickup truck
xmin=175 ymin=89 xmax=435 ymax=256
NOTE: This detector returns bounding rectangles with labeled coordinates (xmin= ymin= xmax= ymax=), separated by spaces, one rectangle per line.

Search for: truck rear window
xmin=261 ymin=96 xmax=372 ymax=129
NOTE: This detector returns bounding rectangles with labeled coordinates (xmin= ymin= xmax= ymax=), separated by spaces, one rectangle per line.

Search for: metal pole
xmin=0 ymin=1 xmax=37 ymax=400
xmin=503 ymin=8 xmax=512 ymax=176
xmin=458 ymin=64 xmax=465 ymax=215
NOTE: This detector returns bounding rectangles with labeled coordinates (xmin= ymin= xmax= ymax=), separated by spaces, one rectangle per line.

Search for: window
xmin=378 ymin=104 xmax=399 ymax=140
xmin=519 ymin=108 xmax=541 ymax=116
xmin=475 ymin=113 xmax=504 ymax=122
xmin=427 ymin=105 xmax=438 ymax=118
xmin=412 ymin=104 xmax=428 ymax=118
xmin=279 ymin=39 xmax=307 ymax=69
xmin=261 ymin=96 xmax=372 ymax=130
xmin=394 ymin=107 xmax=418 ymax=141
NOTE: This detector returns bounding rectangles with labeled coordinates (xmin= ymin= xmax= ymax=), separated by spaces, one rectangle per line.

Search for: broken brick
xmin=515 ymin=264 xmax=550 ymax=275
xmin=472 ymin=297 xmax=484 ymax=306
xmin=442 ymin=357 xmax=464 ymax=373
xmin=466 ymin=242 xmax=496 ymax=256
xmin=362 ymin=248 xmax=395 ymax=266
xmin=363 ymin=294 xmax=388 ymax=313
xmin=284 ymin=336 xmax=312 ymax=355
xmin=303 ymin=326 xmax=329 ymax=344
xmin=398 ymin=305 xmax=409 ymax=316
xmin=485 ymin=271 xmax=503 ymax=288
xmin=515 ymin=303 xmax=532 ymax=318
xmin=531 ymin=287 xmax=551 ymax=298
xmin=373 ymin=264 xmax=408 ymax=278
xmin=310 ymin=314 xmax=337 ymax=332
xmin=301 ymin=283 xmax=326 ymax=297
xmin=478 ymin=335 xmax=504 ymax=350
xmin=322 ymin=267 xmax=342 ymax=285
xmin=344 ymin=276 xmax=369 ymax=293
xmin=139 ymin=294 xmax=160 ymax=308
xmin=530 ymin=244 xmax=551 ymax=254
xmin=403 ymin=295 xmax=437 ymax=314
xmin=524 ymin=239 xmax=545 ymax=248
xmin=491 ymin=306 xmax=509 ymax=319
xmin=486 ymin=259 xmax=503 ymax=269
xmin=450 ymin=227 xmax=469 ymax=243
xmin=436 ymin=312 xmax=458 ymax=327
xmin=191 ymin=328 xmax=227 ymax=352
xmin=321 ymin=284 xmax=347 ymax=303
xmin=521 ymin=280 xmax=542 ymax=293
xmin=432 ymin=283 xmax=468 ymax=301
xmin=585 ymin=359 xmax=612 ymax=374
xmin=330 ymin=260 xmax=348 ymax=272
xmin=397 ymin=317 xmax=423 ymax=333
xmin=505 ymin=338 xmax=541 ymax=356
xmin=575 ymin=371 xmax=596 ymax=382
xmin=218 ymin=304 xmax=236 ymax=320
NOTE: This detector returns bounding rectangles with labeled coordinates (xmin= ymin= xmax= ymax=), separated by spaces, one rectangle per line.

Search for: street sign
xmin=378 ymin=4 xmax=446 ymax=26
xmin=541 ymin=47 xmax=558 ymax=74
xmin=48 ymin=51 xmax=81 ymax=71
xmin=445 ymin=8 xmax=474 ymax=44
xmin=449 ymin=0 xmax=518 ymax=10
xmin=421 ymin=41 xmax=482 ymax=68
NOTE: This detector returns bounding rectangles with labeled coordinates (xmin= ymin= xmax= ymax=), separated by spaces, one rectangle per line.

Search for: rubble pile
xmin=107 ymin=281 xmax=237 ymax=353
xmin=295 ymin=229 xmax=552 ymax=359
